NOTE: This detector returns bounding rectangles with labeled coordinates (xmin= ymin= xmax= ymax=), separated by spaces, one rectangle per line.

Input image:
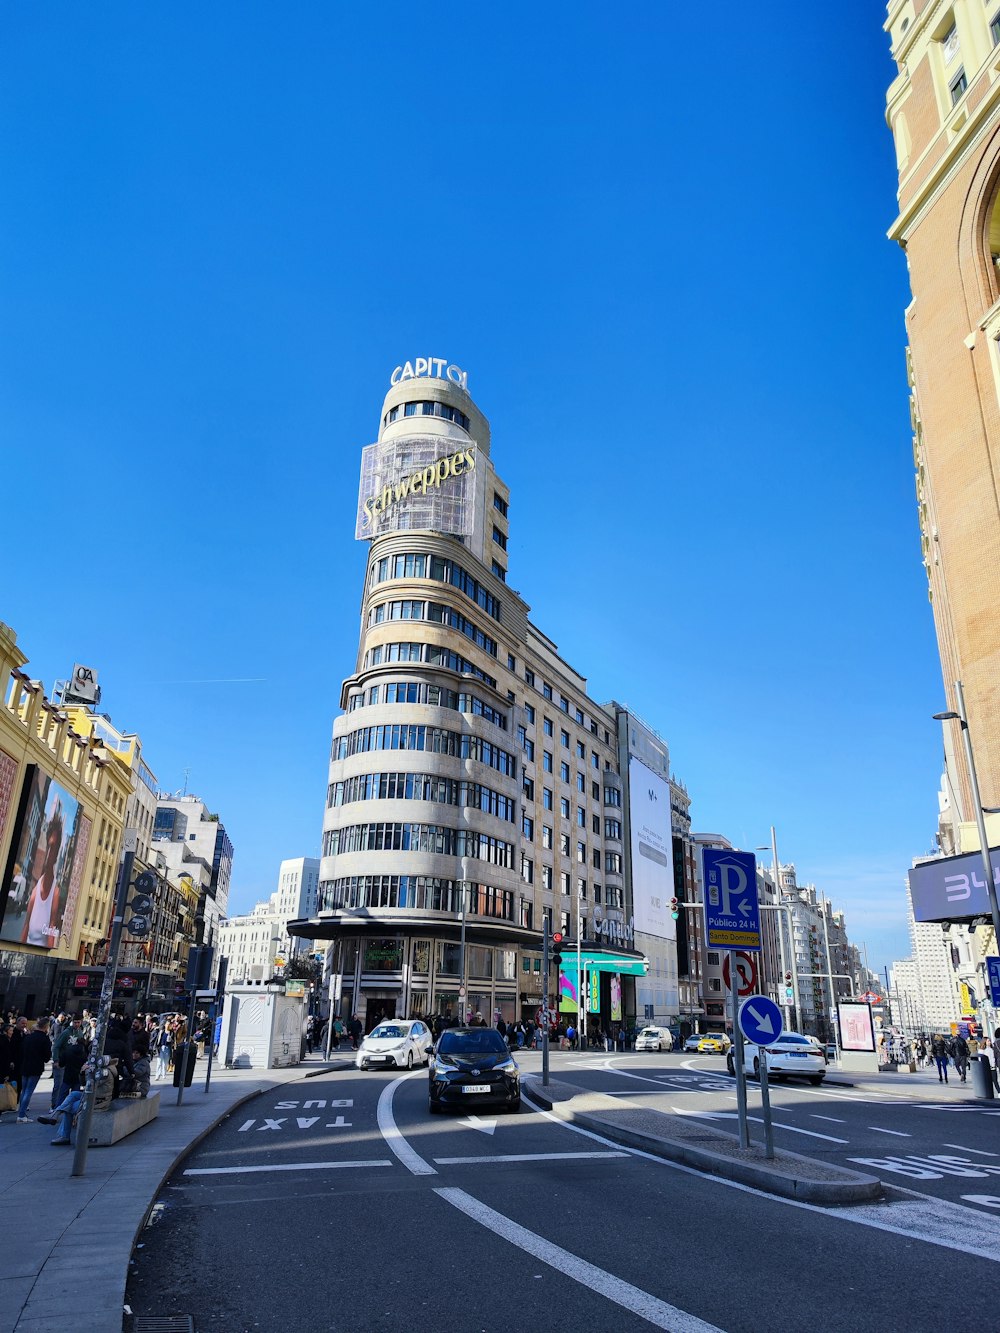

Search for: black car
xmin=428 ymin=1026 xmax=520 ymax=1114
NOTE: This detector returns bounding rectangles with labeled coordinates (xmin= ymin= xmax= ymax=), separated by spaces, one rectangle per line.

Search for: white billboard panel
xmin=628 ymin=756 xmax=675 ymax=941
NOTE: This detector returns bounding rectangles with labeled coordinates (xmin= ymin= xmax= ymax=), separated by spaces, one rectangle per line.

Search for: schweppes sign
xmin=360 ymin=447 xmax=476 ymax=532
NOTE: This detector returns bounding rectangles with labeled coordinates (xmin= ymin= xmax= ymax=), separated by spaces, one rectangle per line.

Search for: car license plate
xmin=462 ymin=1084 xmax=491 ymax=1094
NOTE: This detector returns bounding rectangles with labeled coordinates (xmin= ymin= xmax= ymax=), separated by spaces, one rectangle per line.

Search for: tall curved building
xmin=886 ymin=3 xmax=1000 ymax=836
xmin=292 ymin=359 xmax=677 ymax=1033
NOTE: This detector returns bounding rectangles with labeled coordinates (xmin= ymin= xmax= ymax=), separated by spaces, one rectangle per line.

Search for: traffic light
xmin=784 ymin=972 xmax=792 ymax=984
xmin=670 ymin=897 xmax=680 ymax=920
xmin=551 ymin=931 xmax=563 ymax=969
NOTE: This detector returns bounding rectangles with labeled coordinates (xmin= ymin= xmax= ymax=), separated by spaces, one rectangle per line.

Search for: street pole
xmin=820 ymin=899 xmax=838 ymax=1051
xmin=459 ymin=884 xmax=467 ymax=1023
xmin=72 ymin=829 xmax=136 ymax=1177
xmin=576 ymin=886 xmax=584 ymax=1049
xmin=542 ymin=915 xmax=550 ymax=1086
xmin=954 ymin=680 xmax=1000 ymax=947
xmin=759 ymin=1047 xmax=775 ymax=1160
xmin=730 ymin=950 xmax=750 ymax=1149
xmin=770 ymin=827 xmax=791 ymax=1031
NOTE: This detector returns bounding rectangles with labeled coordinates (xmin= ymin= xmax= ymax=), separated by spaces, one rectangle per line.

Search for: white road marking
xmin=519 ymin=1088 xmax=1000 ymax=1261
xmin=458 ymin=1115 xmax=497 ymax=1135
xmin=962 ymin=1194 xmax=1000 ymax=1209
xmin=184 ymin=1160 xmax=392 ymax=1176
xmin=869 ymin=1126 xmax=911 ymax=1137
xmin=812 ymin=1115 xmax=846 ymax=1123
xmin=435 ymin=1187 xmax=723 ymax=1331
xmin=377 ymin=1070 xmax=436 ymax=1176
xmin=434 ymin=1151 xmax=628 ymax=1165
xmin=667 ymin=1106 xmax=847 ymax=1142
xmin=945 ymin=1144 xmax=1000 ymax=1157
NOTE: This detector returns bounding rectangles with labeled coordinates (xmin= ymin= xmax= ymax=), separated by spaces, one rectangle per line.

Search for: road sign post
xmin=729 ymin=951 xmax=750 ymax=1149
xmin=739 ymin=995 xmax=783 ymax=1162
xmin=542 ymin=916 xmax=550 ymax=1087
xmin=759 ymin=1048 xmax=775 ymax=1160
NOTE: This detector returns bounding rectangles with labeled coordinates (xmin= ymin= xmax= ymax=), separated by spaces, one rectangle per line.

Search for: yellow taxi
xmin=695 ymin=1033 xmax=731 ymax=1054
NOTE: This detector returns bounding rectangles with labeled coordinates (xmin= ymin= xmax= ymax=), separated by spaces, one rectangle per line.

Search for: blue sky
xmin=1 ymin=5 xmax=939 ymax=975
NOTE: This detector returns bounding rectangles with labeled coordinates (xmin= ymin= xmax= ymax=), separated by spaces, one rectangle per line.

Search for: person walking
xmin=17 ymin=1018 xmax=52 ymax=1122
xmin=979 ymin=1034 xmax=1000 ymax=1094
xmin=931 ymin=1033 xmax=950 ymax=1083
xmin=953 ymin=1032 xmax=970 ymax=1083
xmin=348 ymin=1014 xmax=363 ymax=1050
xmin=155 ymin=1024 xmax=173 ymax=1080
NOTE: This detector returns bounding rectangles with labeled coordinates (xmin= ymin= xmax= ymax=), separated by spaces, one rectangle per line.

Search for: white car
xmin=356 ymin=1020 xmax=433 ymax=1070
xmin=634 ymin=1026 xmax=673 ymax=1052
xmin=732 ymin=1032 xmax=825 ymax=1085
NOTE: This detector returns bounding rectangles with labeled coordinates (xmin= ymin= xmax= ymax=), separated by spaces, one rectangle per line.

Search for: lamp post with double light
xmin=933 ymin=680 xmax=1000 ymax=948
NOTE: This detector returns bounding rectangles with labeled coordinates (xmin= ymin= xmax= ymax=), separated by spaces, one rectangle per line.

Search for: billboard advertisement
xmin=627 ymin=757 xmax=675 ymax=941
xmin=0 ymin=766 xmax=91 ymax=950
xmin=838 ymin=1001 xmax=876 ymax=1053
xmin=908 ymin=846 xmax=1000 ymax=923
xmin=355 ymin=436 xmax=477 ymax=541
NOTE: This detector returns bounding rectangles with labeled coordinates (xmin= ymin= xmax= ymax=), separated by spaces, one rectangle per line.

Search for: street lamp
xmin=755 ymin=829 xmax=799 ymax=1030
xmin=933 ymin=679 xmax=1000 ymax=949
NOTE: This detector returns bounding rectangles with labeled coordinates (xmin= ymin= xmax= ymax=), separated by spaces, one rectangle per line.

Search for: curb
xmin=525 ymin=1081 xmax=882 ymax=1206
xmin=130 ymin=1081 xmax=275 ymax=1248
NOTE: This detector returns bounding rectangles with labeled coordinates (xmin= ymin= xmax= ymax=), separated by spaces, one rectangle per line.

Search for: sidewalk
xmin=0 ymin=1052 xmax=351 ymax=1333
xmin=822 ymin=1060 xmax=996 ymax=1101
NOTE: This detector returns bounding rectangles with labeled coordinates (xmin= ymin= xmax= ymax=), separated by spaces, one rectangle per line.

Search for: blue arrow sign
xmin=739 ymin=995 xmax=784 ymax=1046
xmin=987 ymin=956 xmax=1000 ymax=1008
xmin=702 ymin=849 xmax=761 ymax=951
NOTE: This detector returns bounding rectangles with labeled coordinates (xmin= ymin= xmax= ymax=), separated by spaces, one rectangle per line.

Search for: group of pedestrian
xmin=927 ymin=1029 xmax=1000 ymax=1089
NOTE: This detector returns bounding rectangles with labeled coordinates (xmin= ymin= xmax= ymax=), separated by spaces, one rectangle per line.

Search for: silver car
xmin=356 ymin=1020 xmax=433 ymax=1070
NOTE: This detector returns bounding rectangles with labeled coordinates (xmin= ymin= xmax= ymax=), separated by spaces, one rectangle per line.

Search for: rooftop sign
xmin=390 ymin=358 xmax=468 ymax=392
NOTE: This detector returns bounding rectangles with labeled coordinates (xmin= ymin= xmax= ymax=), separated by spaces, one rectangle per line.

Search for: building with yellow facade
xmin=885 ymin=2 xmax=1000 ymax=832
xmin=0 ymin=621 xmax=131 ymax=1015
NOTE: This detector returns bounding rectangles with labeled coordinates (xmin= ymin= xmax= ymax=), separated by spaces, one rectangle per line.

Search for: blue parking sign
xmin=987 ymin=956 xmax=1000 ymax=1008
xmin=703 ymin=849 xmax=761 ymax=951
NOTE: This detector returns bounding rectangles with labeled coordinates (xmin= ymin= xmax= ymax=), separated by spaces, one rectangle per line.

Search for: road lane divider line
xmin=433 ymin=1151 xmax=628 ymax=1165
xmin=376 ymin=1070 xmax=437 ymax=1176
xmin=811 ymin=1115 xmax=846 ymax=1123
xmin=944 ymin=1143 xmax=1000 ymax=1157
xmin=869 ymin=1127 xmax=912 ymax=1137
xmin=434 ymin=1186 xmax=724 ymax=1332
xmin=183 ymin=1160 xmax=392 ymax=1176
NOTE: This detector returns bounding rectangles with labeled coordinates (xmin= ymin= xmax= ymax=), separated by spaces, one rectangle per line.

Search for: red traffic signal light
xmin=553 ymin=932 xmax=564 ymax=944
xmin=784 ymin=972 xmax=793 ymax=984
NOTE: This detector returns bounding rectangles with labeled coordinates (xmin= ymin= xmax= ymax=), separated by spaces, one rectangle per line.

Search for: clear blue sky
xmin=1 ymin=5 xmax=938 ymax=977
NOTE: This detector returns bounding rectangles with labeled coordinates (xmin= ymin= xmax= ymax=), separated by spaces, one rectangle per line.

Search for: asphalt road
xmin=125 ymin=1052 xmax=1000 ymax=1333
xmin=555 ymin=1051 xmax=1000 ymax=1213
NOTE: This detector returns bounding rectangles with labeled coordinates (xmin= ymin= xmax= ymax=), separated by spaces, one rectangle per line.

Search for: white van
xmin=634 ymin=1026 xmax=673 ymax=1052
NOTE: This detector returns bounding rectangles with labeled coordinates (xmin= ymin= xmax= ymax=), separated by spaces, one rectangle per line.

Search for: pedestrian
xmin=51 ymin=1014 xmax=89 ymax=1109
xmin=10 ymin=1016 xmax=28 ymax=1095
xmin=154 ymin=1023 xmax=172 ymax=1077
xmin=953 ymin=1032 xmax=970 ymax=1083
xmin=496 ymin=1017 xmax=507 ymax=1038
xmin=979 ymin=1036 xmax=1000 ymax=1094
xmin=332 ymin=1015 xmax=345 ymax=1049
xmin=931 ymin=1033 xmax=950 ymax=1083
xmin=348 ymin=1014 xmax=363 ymax=1050
xmin=17 ymin=1018 xmax=52 ymax=1122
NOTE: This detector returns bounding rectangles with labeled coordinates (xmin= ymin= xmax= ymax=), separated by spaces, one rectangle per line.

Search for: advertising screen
xmin=838 ymin=1001 xmax=876 ymax=1053
xmin=0 ymin=766 xmax=90 ymax=950
xmin=627 ymin=757 xmax=675 ymax=941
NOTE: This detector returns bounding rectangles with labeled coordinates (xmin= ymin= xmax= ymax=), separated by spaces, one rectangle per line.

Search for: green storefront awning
xmin=559 ymin=951 xmax=647 ymax=977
